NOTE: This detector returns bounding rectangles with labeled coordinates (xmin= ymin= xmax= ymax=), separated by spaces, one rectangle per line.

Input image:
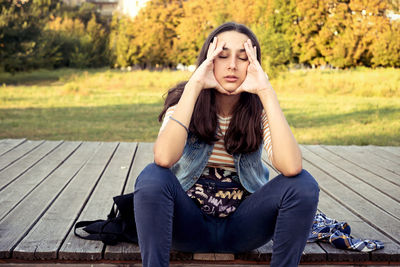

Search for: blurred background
xmin=0 ymin=0 xmax=399 ymax=145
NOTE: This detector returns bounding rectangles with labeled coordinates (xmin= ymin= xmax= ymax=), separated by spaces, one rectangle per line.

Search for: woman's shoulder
xmin=166 ymin=105 xmax=177 ymax=115
xmin=261 ymin=109 xmax=268 ymax=121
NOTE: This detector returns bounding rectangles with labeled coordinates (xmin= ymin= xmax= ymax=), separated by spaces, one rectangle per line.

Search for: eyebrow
xmin=222 ymin=47 xmax=246 ymax=53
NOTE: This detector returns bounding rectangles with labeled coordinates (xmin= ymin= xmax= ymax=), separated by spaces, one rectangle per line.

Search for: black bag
xmin=74 ymin=193 xmax=137 ymax=245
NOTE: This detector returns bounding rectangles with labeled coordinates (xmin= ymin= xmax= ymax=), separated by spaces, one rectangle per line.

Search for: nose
xmin=228 ymin=57 xmax=237 ymax=70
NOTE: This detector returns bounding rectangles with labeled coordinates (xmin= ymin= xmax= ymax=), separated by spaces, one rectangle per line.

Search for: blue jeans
xmin=134 ymin=163 xmax=319 ymax=267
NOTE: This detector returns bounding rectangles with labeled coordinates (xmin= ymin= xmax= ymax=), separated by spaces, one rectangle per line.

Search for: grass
xmin=0 ymin=67 xmax=399 ymax=145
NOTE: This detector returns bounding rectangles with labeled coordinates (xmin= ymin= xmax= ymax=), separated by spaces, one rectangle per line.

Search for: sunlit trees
xmin=0 ymin=0 xmax=60 ymax=72
xmin=110 ymin=0 xmax=399 ymax=70
xmin=1 ymin=0 xmax=399 ymax=72
xmin=110 ymin=0 xmax=183 ymax=68
xmin=0 ymin=0 xmax=110 ymax=72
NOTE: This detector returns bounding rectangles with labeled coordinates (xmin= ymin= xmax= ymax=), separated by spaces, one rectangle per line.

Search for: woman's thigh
xmin=170 ymin=181 xmax=218 ymax=252
xmin=221 ymin=170 xmax=319 ymax=252
xmin=134 ymin=163 xmax=218 ymax=252
xmin=220 ymin=180 xmax=281 ymax=252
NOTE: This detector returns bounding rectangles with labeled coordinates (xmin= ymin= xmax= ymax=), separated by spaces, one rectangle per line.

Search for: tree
xmin=0 ymin=0 xmax=61 ymax=72
xmin=370 ymin=20 xmax=400 ymax=67
xmin=315 ymin=0 xmax=393 ymax=68
xmin=254 ymin=0 xmax=296 ymax=74
xmin=292 ymin=0 xmax=329 ymax=67
xmin=110 ymin=0 xmax=183 ymax=68
xmin=173 ymin=0 xmax=223 ymax=66
xmin=109 ymin=14 xmax=136 ymax=67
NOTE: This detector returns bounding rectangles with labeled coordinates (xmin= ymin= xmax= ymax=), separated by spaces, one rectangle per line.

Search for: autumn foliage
xmin=1 ymin=0 xmax=399 ymax=73
xmin=110 ymin=0 xmax=400 ymax=71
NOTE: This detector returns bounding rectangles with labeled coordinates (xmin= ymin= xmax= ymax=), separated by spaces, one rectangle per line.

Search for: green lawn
xmin=0 ymin=68 xmax=399 ymax=145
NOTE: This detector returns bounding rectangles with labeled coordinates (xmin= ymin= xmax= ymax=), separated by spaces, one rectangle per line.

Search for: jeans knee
xmin=134 ymin=163 xmax=177 ymax=197
xmin=288 ymin=170 xmax=319 ymax=207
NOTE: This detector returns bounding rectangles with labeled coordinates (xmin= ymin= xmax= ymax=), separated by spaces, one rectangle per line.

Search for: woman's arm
xmin=257 ymin=85 xmax=302 ymax=176
xmin=153 ymin=37 xmax=228 ymax=168
xmin=153 ymin=81 xmax=201 ymax=168
xmin=233 ymin=39 xmax=302 ymax=176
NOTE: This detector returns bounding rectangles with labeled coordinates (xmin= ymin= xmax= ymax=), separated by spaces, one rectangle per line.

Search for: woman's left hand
xmin=231 ymin=39 xmax=271 ymax=95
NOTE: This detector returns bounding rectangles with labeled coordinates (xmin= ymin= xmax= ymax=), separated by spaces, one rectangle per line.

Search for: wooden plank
xmin=0 ymin=140 xmax=62 ymax=191
xmin=0 ymin=139 xmax=26 ymax=156
xmin=366 ymin=145 xmax=400 ymax=164
xmin=303 ymin=145 xmax=400 ymax=219
xmin=301 ymin=242 xmax=327 ymax=262
xmin=0 ymin=141 xmax=80 ymax=221
xmin=379 ymin=146 xmax=400 ymax=157
xmin=236 ymin=241 xmax=272 ymax=262
xmin=103 ymin=142 xmax=153 ymax=260
xmin=126 ymin=142 xmax=154 ymax=192
xmin=0 ymin=142 xmax=101 ymax=259
xmin=193 ymin=253 xmax=234 ymax=260
xmin=0 ymin=140 xmax=44 ymax=171
xmin=348 ymin=146 xmax=400 ymax=175
xmin=305 ymin=145 xmax=400 ymax=203
xmin=103 ymin=242 xmax=142 ymax=261
xmin=236 ymin=233 xmax=325 ymax=263
xmin=299 ymin=147 xmax=400 ymax=244
xmin=323 ymin=145 xmax=400 ymax=186
xmin=317 ymin=190 xmax=400 ymax=262
xmin=59 ymin=142 xmax=137 ymax=261
xmin=13 ymin=142 xmax=118 ymax=260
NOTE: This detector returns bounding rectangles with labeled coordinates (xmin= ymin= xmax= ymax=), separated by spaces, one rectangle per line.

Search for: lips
xmin=224 ymin=75 xmax=238 ymax=82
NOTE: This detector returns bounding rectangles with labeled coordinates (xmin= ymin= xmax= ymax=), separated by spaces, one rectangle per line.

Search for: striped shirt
xmin=160 ymin=105 xmax=273 ymax=172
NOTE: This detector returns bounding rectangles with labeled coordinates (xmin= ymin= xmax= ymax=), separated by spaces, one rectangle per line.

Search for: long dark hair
xmin=159 ymin=22 xmax=263 ymax=155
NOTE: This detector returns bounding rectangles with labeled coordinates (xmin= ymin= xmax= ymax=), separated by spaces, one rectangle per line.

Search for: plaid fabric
xmin=308 ymin=213 xmax=384 ymax=252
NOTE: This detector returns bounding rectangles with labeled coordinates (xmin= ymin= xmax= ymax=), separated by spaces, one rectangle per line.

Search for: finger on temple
xmin=212 ymin=37 xmax=217 ymax=49
xmin=207 ymin=37 xmax=217 ymax=58
xmin=247 ymin=39 xmax=253 ymax=46
xmin=244 ymin=42 xmax=254 ymax=63
xmin=212 ymin=41 xmax=225 ymax=58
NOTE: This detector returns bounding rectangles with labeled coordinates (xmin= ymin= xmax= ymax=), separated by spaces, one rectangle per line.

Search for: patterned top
xmin=187 ymin=167 xmax=249 ymax=217
xmin=160 ymin=105 xmax=273 ymax=217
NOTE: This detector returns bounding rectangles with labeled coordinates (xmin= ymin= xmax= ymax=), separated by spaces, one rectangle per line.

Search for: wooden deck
xmin=0 ymin=139 xmax=399 ymax=265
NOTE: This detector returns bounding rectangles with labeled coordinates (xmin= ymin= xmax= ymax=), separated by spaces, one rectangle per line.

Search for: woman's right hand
xmin=187 ymin=37 xmax=229 ymax=94
xmin=154 ymin=37 xmax=228 ymax=168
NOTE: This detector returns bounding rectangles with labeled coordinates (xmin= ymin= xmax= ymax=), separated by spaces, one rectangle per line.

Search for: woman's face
xmin=213 ymin=30 xmax=250 ymax=93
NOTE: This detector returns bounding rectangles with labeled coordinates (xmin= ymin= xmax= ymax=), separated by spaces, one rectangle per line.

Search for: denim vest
xmin=170 ymin=133 xmax=270 ymax=193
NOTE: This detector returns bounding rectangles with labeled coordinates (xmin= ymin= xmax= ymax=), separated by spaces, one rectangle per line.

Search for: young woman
xmin=133 ymin=22 xmax=319 ymax=267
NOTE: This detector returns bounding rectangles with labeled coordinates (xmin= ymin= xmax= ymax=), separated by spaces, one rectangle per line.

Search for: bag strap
xmin=107 ymin=203 xmax=117 ymax=220
xmin=74 ymin=219 xmax=120 ymax=245
xmin=113 ymin=193 xmax=134 ymax=219
xmin=74 ymin=220 xmax=105 ymax=239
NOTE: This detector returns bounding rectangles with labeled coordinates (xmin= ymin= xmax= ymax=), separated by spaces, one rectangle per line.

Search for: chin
xmin=222 ymin=85 xmax=239 ymax=93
